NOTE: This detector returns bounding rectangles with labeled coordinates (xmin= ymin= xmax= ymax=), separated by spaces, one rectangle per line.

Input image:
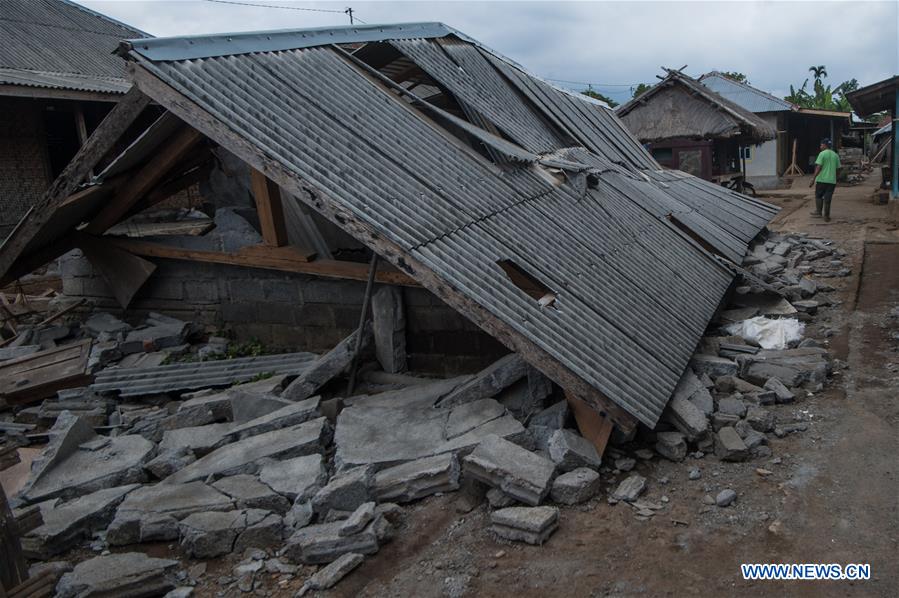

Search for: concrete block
xmin=691 ymin=355 xmax=738 ymax=379
xmin=212 ymin=475 xmax=291 ymax=514
xmin=339 ymin=502 xmax=376 ymax=537
xmin=550 ymin=468 xmax=600 ymax=505
xmin=654 ymin=431 xmax=687 ymax=462
xmin=259 ymin=454 xmax=328 ymax=501
xmin=312 ymin=466 xmax=373 ymax=514
xmin=547 ymin=429 xmax=602 ymax=472
xmin=372 ymin=453 xmax=460 ymax=503
xmin=299 ymin=552 xmax=364 ymax=593
xmin=715 ymin=427 xmax=749 ymax=461
xmin=55 ymin=553 xmax=178 ymax=598
xmin=462 ymin=434 xmax=555 ymax=506
xmin=611 ymin=474 xmax=646 ymax=502
xmin=283 ymin=520 xmax=379 ymax=564
xmin=490 ymin=506 xmax=559 ymax=545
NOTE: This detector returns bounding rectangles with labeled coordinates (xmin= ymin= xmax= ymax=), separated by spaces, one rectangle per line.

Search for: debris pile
xmin=0 ymin=232 xmax=845 ymax=595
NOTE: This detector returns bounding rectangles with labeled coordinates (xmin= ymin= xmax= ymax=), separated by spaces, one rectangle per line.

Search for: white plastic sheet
xmin=726 ymin=316 xmax=804 ymax=350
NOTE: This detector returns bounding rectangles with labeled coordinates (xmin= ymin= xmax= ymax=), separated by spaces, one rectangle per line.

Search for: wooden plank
xmin=97 ymin=236 xmax=418 ymax=286
xmin=85 ymin=126 xmax=205 ymax=235
xmin=0 ymin=484 xmax=27 ymax=592
xmin=0 ymin=340 xmax=92 ymax=405
xmin=76 ymin=235 xmax=156 ymax=308
xmin=250 ymin=169 xmax=288 ymax=247
xmin=106 ymin=219 xmax=214 ymax=238
xmin=565 ymin=390 xmax=614 ymax=457
xmin=0 ymin=87 xmax=151 ymax=284
xmin=128 ymin=61 xmax=637 ymax=432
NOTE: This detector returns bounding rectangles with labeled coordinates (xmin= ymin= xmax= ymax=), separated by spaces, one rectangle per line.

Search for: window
xmin=652 ymin=147 xmax=674 ymax=162
xmin=740 ymin=146 xmax=752 ymax=160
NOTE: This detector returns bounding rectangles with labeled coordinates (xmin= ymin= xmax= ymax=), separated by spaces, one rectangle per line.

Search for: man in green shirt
xmin=808 ymin=138 xmax=841 ymax=222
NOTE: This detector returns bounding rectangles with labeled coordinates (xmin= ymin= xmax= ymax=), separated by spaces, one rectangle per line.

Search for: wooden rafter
xmin=127 ymin=60 xmax=638 ymax=432
xmin=250 ymin=169 xmax=288 ymax=247
xmin=85 ymin=126 xmax=204 ymax=234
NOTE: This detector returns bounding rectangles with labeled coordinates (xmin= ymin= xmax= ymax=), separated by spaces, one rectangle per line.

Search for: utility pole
xmin=345 ymin=7 xmax=354 ymax=24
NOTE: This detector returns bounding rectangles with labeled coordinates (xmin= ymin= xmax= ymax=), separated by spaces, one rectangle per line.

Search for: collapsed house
xmin=0 ymin=23 xmax=778 ymax=440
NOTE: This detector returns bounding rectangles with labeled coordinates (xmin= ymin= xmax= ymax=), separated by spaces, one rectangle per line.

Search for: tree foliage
xmin=784 ymin=65 xmax=856 ymax=112
xmin=631 ymin=83 xmax=653 ymax=98
xmin=581 ymin=88 xmax=619 ymax=108
xmin=720 ymin=71 xmax=750 ymax=85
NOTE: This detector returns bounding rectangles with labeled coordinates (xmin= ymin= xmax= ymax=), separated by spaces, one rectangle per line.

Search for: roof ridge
xmin=698 ymin=71 xmax=794 ymax=110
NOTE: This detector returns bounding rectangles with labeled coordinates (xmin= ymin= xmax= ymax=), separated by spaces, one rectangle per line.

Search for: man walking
xmin=809 ymin=138 xmax=841 ymax=222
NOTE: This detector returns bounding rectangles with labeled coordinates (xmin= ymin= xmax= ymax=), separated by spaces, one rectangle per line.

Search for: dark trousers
xmin=815 ymin=183 xmax=835 ymax=217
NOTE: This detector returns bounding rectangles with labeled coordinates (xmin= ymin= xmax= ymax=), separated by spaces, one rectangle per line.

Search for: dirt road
xmin=329 ymin=175 xmax=898 ymax=598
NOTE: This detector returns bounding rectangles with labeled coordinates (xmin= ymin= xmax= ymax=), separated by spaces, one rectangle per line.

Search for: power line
xmin=200 ymin=0 xmax=345 ymax=15
xmin=545 ymin=78 xmax=641 ymax=88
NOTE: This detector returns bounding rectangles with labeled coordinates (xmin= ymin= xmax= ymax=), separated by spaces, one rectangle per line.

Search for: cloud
xmin=79 ymin=0 xmax=897 ymax=100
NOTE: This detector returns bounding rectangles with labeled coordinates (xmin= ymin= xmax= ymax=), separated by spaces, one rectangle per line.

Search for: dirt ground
xmin=317 ymin=174 xmax=898 ymax=598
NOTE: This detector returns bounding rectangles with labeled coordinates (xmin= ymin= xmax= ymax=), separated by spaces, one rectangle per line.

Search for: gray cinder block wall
xmin=59 ymin=250 xmax=507 ymax=375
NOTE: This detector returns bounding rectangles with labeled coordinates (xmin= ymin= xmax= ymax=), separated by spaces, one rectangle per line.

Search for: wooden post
xmin=250 ymin=169 xmax=288 ymax=247
xmin=346 ymin=253 xmax=379 ymax=395
xmin=0 ymin=484 xmax=27 ymax=592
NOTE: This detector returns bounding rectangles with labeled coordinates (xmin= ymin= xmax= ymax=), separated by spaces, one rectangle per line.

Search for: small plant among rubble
xmin=226 ymin=339 xmax=266 ymax=359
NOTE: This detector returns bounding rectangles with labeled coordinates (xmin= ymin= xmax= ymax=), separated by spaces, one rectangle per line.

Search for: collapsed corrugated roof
xmin=617 ymin=69 xmax=777 ymax=144
xmin=0 ymin=0 xmax=148 ymax=96
xmin=0 ymin=23 xmax=778 ymax=430
xmin=698 ymin=72 xmax=795 ymax=113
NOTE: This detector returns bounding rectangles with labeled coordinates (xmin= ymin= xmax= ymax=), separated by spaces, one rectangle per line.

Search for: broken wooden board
xmin=564 ymin=390 xmax=614 ymax=458
xmin=0 ymin=340 xmax=92 ymax=405
xmin=77 ymin=234 xmax=156 ymax=309
xmin=105 ymin=218 xmax=214 ymax=238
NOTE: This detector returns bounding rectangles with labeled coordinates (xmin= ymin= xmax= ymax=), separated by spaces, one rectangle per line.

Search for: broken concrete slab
xmin=339 ymin=502 xmax=376 ymax=537
xmin=372 ymin=453 xmax=460 ymax=503
xmin=546 ymin=429 xmax=602 ymax=472
xmin=179 ymin=508 xmax=279 ymax=558
xmin=718 ymin=396 xmax=748 ymax=418
xmin=654 ymin=431 xmax=687 ymax=462
xmin=690 ymin=354 xmax=738 ymax=379
xmin=116 ymin=480 xmax=234 ymax=519
xmin=462 ymin=435 xmax=555 ymax=506
xmin=22 ymin=431 xmax=154 ymax=504
xmin=611 ymin=474 xmax=646 ymax=502
xmin=372 ymin=286 xmax=407 ymax=374
xmin=228 ymin=390 xmax=293 ymax=424
xmin=55 ymin=552 xmax=179 ymax=598
xmin=216 ymin=396 xmax=321 ymax=445
xmin=312 ymin=466 xmax=373 ymax=514
xmin=490 ymin=506 xmax=559 ymax=545
xmin=299 ymin=552 xmax=364 ymax=594
xmin=745 ymin=406 xmax=775 ymax=433
xmin=22 ymin=485 xmax=138 ymax=559
xmin=550 ymin=468 xmax=600 ymax=505
xmin=145 ymin=447 xmax=196 ymax=480
xmin=212 ymin=475 xmax=291 ymax=515
xmin=164 ymin=418 xmax=330 ymax=485
xmin=715 ymin=427 xmax=749 ymax=461
xmin=83 ymin=312 xmax=132 ymax=336
xmin=158 ymin=422 xmax=238 ymax=456
xmin=662 ymin=394 xmax=709 ymax=442
xmin=283 ymin=324 xmax=370 ymax=401
xmin=437 ymin=354 xmax=528 ymax=408
xmin=17 ymin=411 xmax=95 ymax=500
xmin=259 ymin=454 xmax=328 ymax=501
xmin=283 ymin=520 xmax=379 ymax=564
xmin=764 ymin=377 xmax=796 ymax=403
xmin=445 ymin=399 xmax=506 ymax=439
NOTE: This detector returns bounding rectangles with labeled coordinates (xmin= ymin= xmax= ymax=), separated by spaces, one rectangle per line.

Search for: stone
xmin=144 ymin=447 xmax=196 ymax=480
xmin=690 ymin=355 xmax=738 ymax=379
xmin=550 ymin=468 xmax=600 ymax=505
xmin=373 ymin=453 xmax=460 ymax=503
xmin=234 ymin=511 xmax=284 ymax=553
xmin=710 ymin=412 xmax=741 ymax=431
xmin=212 ymin=475 xmax=291 ymax=514
xmin=285 ymin=500 xmax=315 ymax=529
xmin=745 ymin=406 xmax=775 ymax=433
xmin=300 ymin=552 xmax=365 ymax=593
xmin=716 ymin=489 xmax=737 ymax=507
xmin=283 ymin=325 xmax=371 ymax=401
xmin=22 ymin=485 xmax=138 ymax=559
xmin=372 ymin=286 xmax=407 ymax=374
xmin=792 ymin=300 xmax=819 ymax=314
xmin=654 ymin=431 xmax=687 ymax=462
xmin=764 ymin=377 xmax=796 ymax=403
xmin=717 ymin=396 xmax=748 ymax=417
xmin=312 ymin=466 xmax=373 ymax=514
xmin=339 ymin=502 xmax=376 ymax=536
xmin=715 ymin=427 xmax=749 ymax=462
xmin=228 ymin=390 xmax=293 ymax=423
xmin=486 ymin=488 xmax=517 ymax=508
xmin=462 ymin=435 xmax=555 ymax=506
xmin=663 ymin=395 xmax=709 ymax=442
xmin=179 ymin=508 xmax=278 ymax=558
xmin=798 ymin=277 xmax=817 ymax=297
xmin=611 ymin=475 xmax=646 ymax=502
xmin=259 ymin=454 xmax=328 ymax=501
xmin=490 ymin=506 xmax=559 ymax=545
xmin=84 ymin=312 xmax=132 ymax=336
xmin=55 ymin=553 xmax=179 ymax=598
xmin=116 ymin=480 xmax=234 ymax=519
xmin=283 ymin=520 xmax=379 ymax=564
xmin=742 ymin=430 xmax=768 ymax=450
xmin=546 ymin=429 xmax=602 ymax=472
xmin=157 ymin=423 xmax=236 ymax=456
xmin=164 ymin=418 xmax=330 ymax=485
xmin=140 ymin=513 xmax=180 ymax=542
xmin=688 ymin=468 xmax=701 ymax=480
xmin=216 ymin=397 xmax=321 ymax=445
xmin=178 ymin=392 xmax=234 ymax=422
xmin=774 ymin=422 xmax=809 ymax=438
xmin=105 ymin=512 xmax=141 ymax=546
xmin=165 ymin=588 xmax=194 ymax=598
xmin=714 ymin=375 xmax=764 ymax=394
xmin=615 ymin=457 xmax=636 ymax=472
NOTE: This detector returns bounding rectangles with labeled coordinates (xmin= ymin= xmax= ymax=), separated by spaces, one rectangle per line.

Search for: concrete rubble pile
xmin=0 ymin=231 xmax=844 ymax=595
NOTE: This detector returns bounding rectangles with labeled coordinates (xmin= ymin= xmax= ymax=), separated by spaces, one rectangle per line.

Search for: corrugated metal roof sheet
xmin=113 ymin=26 xmax=778 ymax=427
xmin=699 ymin=72 xmax=794 ymax=113
xmin=0 ymin=0 xmax=146 ymax=94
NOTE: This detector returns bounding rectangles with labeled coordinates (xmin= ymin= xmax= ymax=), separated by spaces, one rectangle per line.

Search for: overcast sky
xmin=78 ymin=0 xmax=897 ymax=102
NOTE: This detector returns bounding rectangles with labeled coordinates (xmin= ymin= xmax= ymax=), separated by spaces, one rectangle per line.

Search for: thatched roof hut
xmin=617 ymin=70 xmax=775 ymax=144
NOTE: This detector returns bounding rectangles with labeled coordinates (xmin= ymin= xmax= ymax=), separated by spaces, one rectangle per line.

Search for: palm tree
xmin=809 ymin=65 xmax=828 ymax=82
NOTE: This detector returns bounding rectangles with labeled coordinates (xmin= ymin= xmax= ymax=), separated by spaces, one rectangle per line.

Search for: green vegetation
xmin=581 ymin=87 xmax=619 ymax=108
xmin=785 ymin=65 xmax=857 ymax=112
